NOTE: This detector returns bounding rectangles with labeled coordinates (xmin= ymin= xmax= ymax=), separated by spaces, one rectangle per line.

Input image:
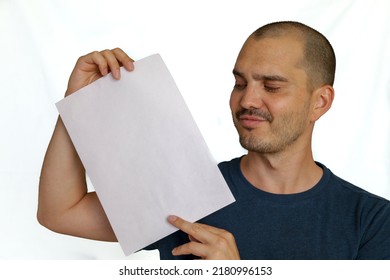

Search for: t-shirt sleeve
xmin=357 ymin=200 xmax=390 ymax=259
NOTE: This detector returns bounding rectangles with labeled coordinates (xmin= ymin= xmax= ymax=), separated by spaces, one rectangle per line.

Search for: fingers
xmin=66 ymin=48 xmax=134 ymax=96
xmin=81 ymin=48 xmax=134 ymax=80
xmin=112 ymin=48 xmax=134 ymax=72
xmin=168 ymin=215 xmax=224 ymax=243
xmin=172 ymin=241 xmax=208 ymax=258
xmin=100 ymin=48 xmax=134 ymax=79
xmin=168 ymin=215 xmax=240 ymax=259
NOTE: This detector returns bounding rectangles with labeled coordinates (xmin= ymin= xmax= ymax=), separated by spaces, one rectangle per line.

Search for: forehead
xmin=235 ymin=36 xmax=305 ymax=76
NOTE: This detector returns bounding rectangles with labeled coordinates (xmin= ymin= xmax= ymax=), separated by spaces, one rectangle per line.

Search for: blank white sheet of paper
xmin=56 ymin=54 xmax=235 ymax=255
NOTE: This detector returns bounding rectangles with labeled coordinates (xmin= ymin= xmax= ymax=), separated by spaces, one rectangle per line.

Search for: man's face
xmin=230 ymin=35 xmax=314 ymax=154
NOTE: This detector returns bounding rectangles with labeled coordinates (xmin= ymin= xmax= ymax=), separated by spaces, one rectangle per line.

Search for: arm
xmin=37 ymin=48 xmax=134 ymax=241
xmin=168 ymin=215 xmax=241 ymax=260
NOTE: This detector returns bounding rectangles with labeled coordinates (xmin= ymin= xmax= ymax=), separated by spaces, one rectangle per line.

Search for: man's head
xmin=230 ymin=21 xmax=335 ymax=154
xmin=251 ymin=21 xmax=336 ymax=90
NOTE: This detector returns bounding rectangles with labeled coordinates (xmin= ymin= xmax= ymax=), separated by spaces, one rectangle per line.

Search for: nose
xmin=239 ymin=84 xmax=264 ymax=109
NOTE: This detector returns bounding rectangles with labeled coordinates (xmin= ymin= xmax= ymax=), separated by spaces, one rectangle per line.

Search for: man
xmin=38 ymin=21 xmax=390 ymax=259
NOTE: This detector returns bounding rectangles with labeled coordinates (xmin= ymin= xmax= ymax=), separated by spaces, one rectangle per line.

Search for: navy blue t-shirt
xmin=146 ymin=157 xmax=390 ymax=259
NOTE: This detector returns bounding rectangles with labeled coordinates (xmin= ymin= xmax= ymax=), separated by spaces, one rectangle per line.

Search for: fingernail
xmin=101 ymin=67 xmax=108 ymax=76
xmin=114 ymin=69 xmax=120 ymax=79
xmin=168 ymin=215 xmax=177 ymax=223
xmin=126 ymin=61 xmax=134 ymax=71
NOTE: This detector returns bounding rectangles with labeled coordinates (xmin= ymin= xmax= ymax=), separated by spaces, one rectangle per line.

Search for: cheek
xmin=229 ymin=92 xmax=240 ymax=112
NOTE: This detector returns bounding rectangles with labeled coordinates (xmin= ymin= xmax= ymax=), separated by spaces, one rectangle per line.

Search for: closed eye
xmin=234 ymin=83 xmax=246 ymax=90
xmin=264 ymin=85 xmax=280 ymax=93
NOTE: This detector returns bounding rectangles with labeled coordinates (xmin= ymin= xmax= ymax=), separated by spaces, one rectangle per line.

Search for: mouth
xmin=238 ymin=115 xmax=268 ymax=129
xmin=235 ymin=109 xmax=272 ymax=129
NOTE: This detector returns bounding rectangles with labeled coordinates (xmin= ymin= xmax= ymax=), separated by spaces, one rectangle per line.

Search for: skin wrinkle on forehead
xmin=236 ymin=35 xmax=310 ymax=93
xmin=249 ymin=31 xmax=319 ymax=91
xmin=232 ymin=69 xmax=290 ymax=83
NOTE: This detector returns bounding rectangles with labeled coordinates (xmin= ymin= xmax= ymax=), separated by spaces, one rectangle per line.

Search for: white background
xmin=0 ymin=0 xmax=389 ymax=259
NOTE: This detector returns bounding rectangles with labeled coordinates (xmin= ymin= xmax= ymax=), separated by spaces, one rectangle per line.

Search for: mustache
xmin=235 ymin=108 xmax=273 ymax=122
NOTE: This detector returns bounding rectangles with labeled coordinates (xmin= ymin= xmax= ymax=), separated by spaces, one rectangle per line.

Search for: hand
xmin=65 ymin=48 xmax=134 ymax=96
xmin=168 ymin=215 xmax=240 ymax=260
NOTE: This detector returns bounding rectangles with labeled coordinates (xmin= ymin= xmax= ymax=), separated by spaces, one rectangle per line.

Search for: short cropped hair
xmin=251 ymin=21 xmax=336 ymax=89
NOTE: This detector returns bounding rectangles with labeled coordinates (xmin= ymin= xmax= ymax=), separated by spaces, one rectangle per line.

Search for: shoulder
xmin=218 ymin=156 xmax=242 ymax=176
xmin=320 ymin=162 xmax=389 ymax=204
xmin=322 ymin=163 xmax=390 ymax=238
xmin=218 ymin=156 xmax=241 ymax=168
xmin=217 ymin=157 xmax=243 ymax=185
xmin=316 ymin=163 xmax=390 ymax=259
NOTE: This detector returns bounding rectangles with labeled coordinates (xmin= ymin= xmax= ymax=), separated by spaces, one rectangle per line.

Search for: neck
xmin=241 ymin=145 xmax=323 ymax=194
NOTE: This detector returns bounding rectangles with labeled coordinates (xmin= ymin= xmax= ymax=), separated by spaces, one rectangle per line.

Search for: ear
xmin=310 ymin=85 xmax=334 ymax=122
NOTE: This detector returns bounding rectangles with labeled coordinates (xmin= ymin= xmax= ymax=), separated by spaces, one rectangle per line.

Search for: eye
xmin=234 ymin=83 xmax=246 ymax=90
xmin=233 ymin=74 xmax=247 ymax=91
xmin=264 ymin=85 xmax=280 ymax=93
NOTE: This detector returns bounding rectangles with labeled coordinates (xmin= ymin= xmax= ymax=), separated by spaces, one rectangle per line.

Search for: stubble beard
xmin=234 ymin=104 xmax=310 ymax=154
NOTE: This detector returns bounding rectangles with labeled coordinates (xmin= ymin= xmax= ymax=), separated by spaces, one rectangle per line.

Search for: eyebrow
xmin=233 ymin=69 xmax=289 ymax=83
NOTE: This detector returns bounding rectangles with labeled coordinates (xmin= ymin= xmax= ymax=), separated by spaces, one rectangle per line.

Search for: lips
xmin=235 ymin=108 xmax=272 ymax=129
xmin=238 ymin=114 xmax=267 ymax=129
